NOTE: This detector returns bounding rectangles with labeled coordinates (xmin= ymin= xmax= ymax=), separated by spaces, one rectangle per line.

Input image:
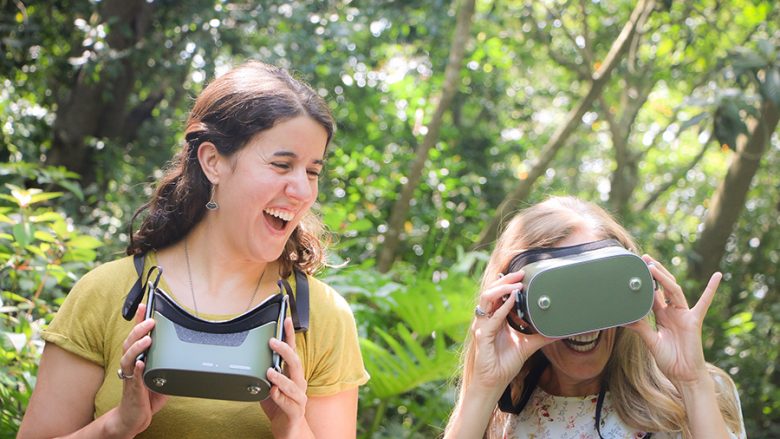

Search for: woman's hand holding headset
xmin=469 ymin=270 xmax=555 ymax=398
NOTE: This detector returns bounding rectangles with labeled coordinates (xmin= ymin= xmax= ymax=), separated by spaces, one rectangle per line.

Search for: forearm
xmin=678 ymin=372 xmax=731 ymax=439
xmin=18 ymin=407 xmax=138 ymax=439
xmin=283 ymin=422 xmax=316 ymax=439
xmin=444 ymin=390 xmax=500 ymax=439
xmin=59 ymin=408 xmax=138 ymax=439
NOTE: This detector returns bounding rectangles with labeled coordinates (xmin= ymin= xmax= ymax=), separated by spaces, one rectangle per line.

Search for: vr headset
xmin=121 ymin=253 xmax=309 ymax=401
xmin=504 ymin=239 xmax=654 ymax=338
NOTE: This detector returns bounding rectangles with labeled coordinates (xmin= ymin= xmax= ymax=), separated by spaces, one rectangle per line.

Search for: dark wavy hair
xmin=127 ymin=61 xmax=335 ymax=276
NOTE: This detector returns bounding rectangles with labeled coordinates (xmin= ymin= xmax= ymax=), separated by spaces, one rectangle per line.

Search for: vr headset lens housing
xmin=505 ymin=239 xmax=654 ymax=338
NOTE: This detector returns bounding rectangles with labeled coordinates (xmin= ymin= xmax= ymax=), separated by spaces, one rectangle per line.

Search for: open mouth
xmin=264 ymin=208 xmax=293 ymax=231
xmin=563 ymin=331 xmax=601 ymax=353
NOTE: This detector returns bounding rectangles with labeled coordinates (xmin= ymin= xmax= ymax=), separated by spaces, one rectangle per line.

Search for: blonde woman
xmin=445 ymin=196 xmax=745 ymax=439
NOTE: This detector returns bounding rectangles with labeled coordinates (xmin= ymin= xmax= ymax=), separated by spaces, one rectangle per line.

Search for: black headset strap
xmin=594 ymin=385 xmax=653 ymax=439
xmin=293 ymin=269 xmax=310 ymax=332
xmin=121 ymin=253 xmax=147 ymax=321
xmin=506 ymin=238 xmax=623 ymax=273
xmin=595 ymin=385 xmax=607 ymax=439
xmin=123 ymin=252 xmax=310 ymax=331
xmin=498 ymin=362 xmax=652 ymax=439
xmin=498 ymin=358 xmax=548 ymax=414
xmin=277 ymin=270 xmax=309 ymax=333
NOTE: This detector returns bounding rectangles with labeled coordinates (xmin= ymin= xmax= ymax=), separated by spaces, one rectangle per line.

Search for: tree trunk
xmin=689 ymin=99 xmax=779 ymax=281
xmin=606 ymin=78 xmax=653 ymax=218
xmin=47 ymin=0 xmax=153 ymax=185
xmin=376 ymin=0 xmax=476 ymax=273
xmin=473 ymin=0 xmax=656 ymax=250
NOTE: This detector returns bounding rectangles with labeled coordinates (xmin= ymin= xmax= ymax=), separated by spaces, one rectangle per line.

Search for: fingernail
xmin=498 ymin=272 xmax=505 ymax=278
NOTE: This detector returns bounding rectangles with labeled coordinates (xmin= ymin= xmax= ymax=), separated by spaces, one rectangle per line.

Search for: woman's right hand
xmin=469 ymin=270 xmax=555 ymax=396
xmin=111 ymin=303 xmax=169 ymax=436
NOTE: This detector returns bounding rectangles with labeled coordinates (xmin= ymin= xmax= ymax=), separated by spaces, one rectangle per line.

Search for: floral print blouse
xmin=489 ymin=386 xmax=746 ymax=439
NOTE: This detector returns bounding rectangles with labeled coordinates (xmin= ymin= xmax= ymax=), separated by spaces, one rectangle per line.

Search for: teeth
xmin=564 ymin=331 xmax=600 ymax=352
xmin=264 ymin=208 xmax=293 ymax=222
xmin=567 ymin=331 xmax=600 ymax=343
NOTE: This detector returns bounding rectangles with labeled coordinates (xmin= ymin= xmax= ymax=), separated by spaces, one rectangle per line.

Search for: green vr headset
xmin=504 ymin=239 xmax=655 ymax=338
xmin=121 ymin=253 xmax=309 ymax=402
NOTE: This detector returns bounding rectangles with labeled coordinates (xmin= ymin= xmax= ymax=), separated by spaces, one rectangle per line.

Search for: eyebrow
xmin=272 ymin=150 xmax=324 ymax=165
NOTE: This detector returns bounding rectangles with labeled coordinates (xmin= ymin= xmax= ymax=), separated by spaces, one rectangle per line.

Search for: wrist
xmin=463 ymin=383 xmax=505 ymax=407
xmin=278 ymin=419 xmax=315 ymax=439
xmin=102 ymin=407 xmax=139 ymax=439
xmin=674 ymin=370 xmax=715 ymax=400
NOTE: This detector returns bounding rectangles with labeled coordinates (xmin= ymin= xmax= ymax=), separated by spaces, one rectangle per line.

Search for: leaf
xmin=30 ymin=212 xmax=64 ymax=223
xmin=1 ymin=332 xmax=27 ymax=353
xmin=761 ymin=67 xmax=780 ymax=106
xmin=28 ymin=192 xmax=64 ymax=205
xmin=728 ymin=47 xmax=767 ymax=71
xmin=66 ymin=235 xmax=103 ymax=250
xmin=32 ymin=231 xmax=57 ymax=243
xmin=678 ymin=112 xmax=708 ymax=132
xmin=57 ymin=180 xmax=84 ymax=201
xmin=12 ymin=222 xmax=33 ymax=248
xmin=360 ymin=324 xmax=458 ymax=399
xmin=713 ymin=100 xmax=747 ymax=151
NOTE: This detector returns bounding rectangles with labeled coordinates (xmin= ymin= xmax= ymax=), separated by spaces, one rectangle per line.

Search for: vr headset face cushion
xmin=505 ymin=239 xmax=654 ymax=338
xmin=143 ymin=288 xmax=287 ymax=401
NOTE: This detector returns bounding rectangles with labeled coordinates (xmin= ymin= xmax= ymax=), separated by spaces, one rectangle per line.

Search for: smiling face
xmin=209 ymin=115 xmax=327 ymax=263
xmin=539 ymin=227 xmax=617 ymax=396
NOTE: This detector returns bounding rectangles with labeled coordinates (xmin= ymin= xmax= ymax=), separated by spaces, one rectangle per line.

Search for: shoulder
xmin=78 ymin=254 xmax=138 ymax=285
xmin=67 ymin=254 xmax=140 ymax=302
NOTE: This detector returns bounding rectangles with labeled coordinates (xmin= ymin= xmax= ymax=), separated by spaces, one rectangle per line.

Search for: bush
xmin=0 ymin=167 xmax=99 ymax=436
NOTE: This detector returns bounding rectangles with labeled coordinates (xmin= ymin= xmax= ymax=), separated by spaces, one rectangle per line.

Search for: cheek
xmin=540 ymin=341 xmax=563 ymax=358
xmin=602 ymin=329 xmax=618 ymax=352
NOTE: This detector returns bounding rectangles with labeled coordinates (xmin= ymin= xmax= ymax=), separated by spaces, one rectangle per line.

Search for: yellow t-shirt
xmin=42 ymin=253 xmax=369 ymax=438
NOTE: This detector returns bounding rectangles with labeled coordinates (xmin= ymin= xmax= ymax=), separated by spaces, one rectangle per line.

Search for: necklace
xmin=183 ymin=238 xmax=265 ymax=317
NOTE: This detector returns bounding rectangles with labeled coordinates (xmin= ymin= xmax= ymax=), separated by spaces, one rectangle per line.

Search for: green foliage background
xmin=1 ymin=0 xmax=779 ymax=437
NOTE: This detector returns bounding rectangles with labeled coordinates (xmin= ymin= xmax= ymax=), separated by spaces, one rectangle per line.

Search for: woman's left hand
xmin=626 ymin=255 xmax=722 ymax=385
xmin=260 ymin=316 xmax=313 ymax=439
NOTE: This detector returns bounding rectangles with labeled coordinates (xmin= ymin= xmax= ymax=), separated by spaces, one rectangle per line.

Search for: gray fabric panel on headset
xmin=173 ymin=323 xmax=254 ymax=346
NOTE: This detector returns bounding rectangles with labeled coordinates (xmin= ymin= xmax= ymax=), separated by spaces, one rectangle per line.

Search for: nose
xmin=285 ymin=169 xmax=315 ymax=201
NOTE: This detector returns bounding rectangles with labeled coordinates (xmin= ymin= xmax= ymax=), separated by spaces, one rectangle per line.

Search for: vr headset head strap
xmin=123 ymin=253 xmax=310 ymax=332
xmin=122 ymin=253 xmax=147 ymax=321
xmin=506 ymin=238 xmax=623 ymax=273
xmin=273 ymin=269 xmax=311 ymax=334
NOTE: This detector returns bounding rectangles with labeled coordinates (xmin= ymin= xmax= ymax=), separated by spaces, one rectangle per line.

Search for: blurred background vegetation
xmin=1 ymin=0 xmax=778 ymax=437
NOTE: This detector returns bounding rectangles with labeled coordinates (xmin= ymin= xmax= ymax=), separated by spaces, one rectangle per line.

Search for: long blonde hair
xmin=455 ymin=196 xmax=742 ymax=438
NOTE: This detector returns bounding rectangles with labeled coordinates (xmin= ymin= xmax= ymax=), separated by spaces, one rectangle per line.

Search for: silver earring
xmin=206 ymin=184 xmax=219 ymax=210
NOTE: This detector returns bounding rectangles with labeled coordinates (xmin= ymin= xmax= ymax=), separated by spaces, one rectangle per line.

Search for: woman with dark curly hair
xmin=20 ymin=61 xmax=368 ymax=438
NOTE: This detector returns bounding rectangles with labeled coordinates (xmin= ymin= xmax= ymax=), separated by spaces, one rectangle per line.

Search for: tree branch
xmin=377 ymin=0 xmax=477 ymax=272
xmin=474 ymin=0 xmax=657 ymax=249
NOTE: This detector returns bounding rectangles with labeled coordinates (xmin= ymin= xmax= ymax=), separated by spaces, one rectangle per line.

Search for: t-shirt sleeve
xmin=713 ymin=374 xmax=747 ymax=439
xmin=41 ymin=259 xmax=132 ymax=367
xmin=303 ymin=280 xmax=369 ymax=396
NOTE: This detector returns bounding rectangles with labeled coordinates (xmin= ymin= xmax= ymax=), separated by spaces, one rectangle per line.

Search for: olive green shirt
xmin=43 ymin=253 xmax=369 ymax=437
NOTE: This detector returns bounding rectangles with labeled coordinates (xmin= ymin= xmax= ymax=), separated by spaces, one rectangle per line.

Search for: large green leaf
xmin=361 ymin=324 xmax=458 ymax=399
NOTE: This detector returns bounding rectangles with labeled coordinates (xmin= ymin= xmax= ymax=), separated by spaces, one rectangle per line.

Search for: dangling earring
xmin=206 ymin=184 xmax=219 ymax=210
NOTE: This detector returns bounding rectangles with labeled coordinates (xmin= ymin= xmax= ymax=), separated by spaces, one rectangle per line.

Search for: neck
xmin=539 ymin=367 xmax=603 ymax=396
xmin=157 ymin=224 xmax=279 ymax=315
